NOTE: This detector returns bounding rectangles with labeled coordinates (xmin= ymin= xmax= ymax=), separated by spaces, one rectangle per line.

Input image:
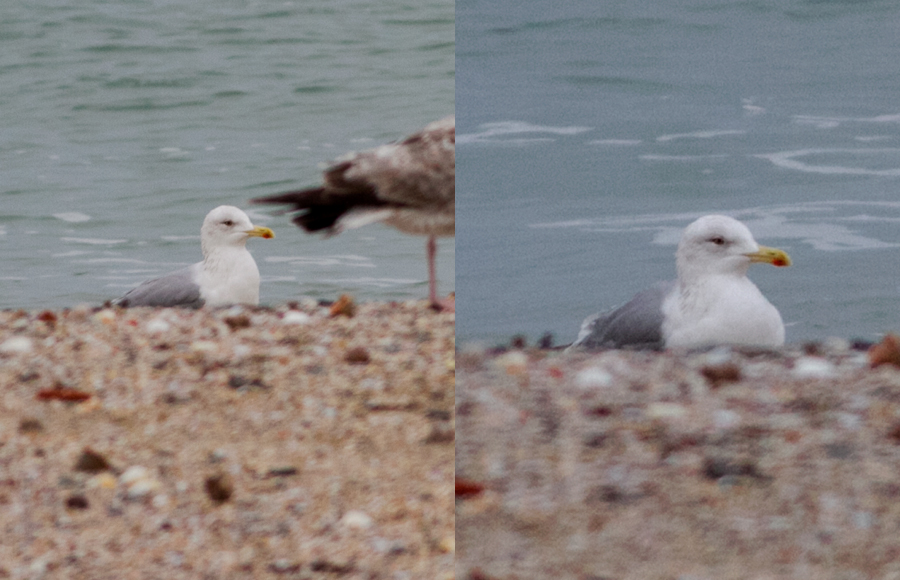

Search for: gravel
xmin=0 ymin=301 xmax=454 ymax=579
xmin=457 ymin=340 xmax=900 ymax=580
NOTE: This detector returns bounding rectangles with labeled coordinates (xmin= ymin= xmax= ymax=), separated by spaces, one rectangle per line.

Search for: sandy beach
xmin=457 ymin=340 xmax=900 ymax=580
xmin=0 ymin=300 xmax=454 ymax=579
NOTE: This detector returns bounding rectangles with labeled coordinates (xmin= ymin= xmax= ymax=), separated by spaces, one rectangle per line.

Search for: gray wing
xmin=569 ymin=281 xmax=675 ymax=351
xmin=112 ymin=265 xmax=204 ymax=308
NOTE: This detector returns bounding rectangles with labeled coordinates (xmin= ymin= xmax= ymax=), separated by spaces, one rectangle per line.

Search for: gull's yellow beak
xmin=246 ymin=225 xmax=275 ymax=239
xmin=745 ymin=245 xmax=791 ymax=267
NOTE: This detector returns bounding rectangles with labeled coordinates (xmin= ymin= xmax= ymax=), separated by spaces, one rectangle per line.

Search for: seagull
xmin=252 ymin=116 xmax=455 ymax=311
xmin=113 ymin=205 xmax=274 ymax=308
xmin=569 ymin=215 xmax=791 ymax=350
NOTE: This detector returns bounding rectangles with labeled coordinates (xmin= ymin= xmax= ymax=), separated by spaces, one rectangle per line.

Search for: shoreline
xmin=0 ymin=301 xmax=455 ymax=579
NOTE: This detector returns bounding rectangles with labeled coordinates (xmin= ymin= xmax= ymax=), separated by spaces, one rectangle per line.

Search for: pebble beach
xmin=457 ymin=340 xmax=900 ymax=580
xmin=0 ymin=300 xmax=455 ymax=579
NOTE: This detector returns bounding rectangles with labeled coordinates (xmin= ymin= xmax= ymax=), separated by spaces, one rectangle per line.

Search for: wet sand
xmin=457 ymin=341 xmax=900 ymax=580
xmin=0 ymin=301 xmax=454 ymax=579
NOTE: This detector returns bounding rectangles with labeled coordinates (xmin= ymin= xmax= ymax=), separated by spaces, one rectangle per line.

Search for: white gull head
xmin=197 ymin=205 xmax=274 ymax=306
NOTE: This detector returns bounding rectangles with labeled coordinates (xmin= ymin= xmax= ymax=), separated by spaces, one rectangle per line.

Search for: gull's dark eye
xmin=709 ymin=236 xmax=726 ymax=246
xmin=222 ymin=220 xmax=234 ymax=227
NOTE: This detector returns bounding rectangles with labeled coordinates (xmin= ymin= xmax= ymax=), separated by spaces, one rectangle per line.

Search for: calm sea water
xmin=0 ymin=0 xmax=454 ymax=309
xmin=457 ymin=0 xmax=900 ymax=346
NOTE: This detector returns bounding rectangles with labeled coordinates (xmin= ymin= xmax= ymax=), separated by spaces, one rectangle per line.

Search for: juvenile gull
xmin=252 ymin=116 xmax=455 ymax=311
xmin=569 ymin=215 xmax=791 ymax=350
xmin=113 ymin=205 xmax=274 ymax=308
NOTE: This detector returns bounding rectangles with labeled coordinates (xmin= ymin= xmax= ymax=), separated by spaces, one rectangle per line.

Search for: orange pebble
xmin=869 ymin=334 xmax=900 ymax=368
xmin=329 ymin=294 xmax=356 ymax=317
xmin=455 ymin=478 xmax=485 ymax=499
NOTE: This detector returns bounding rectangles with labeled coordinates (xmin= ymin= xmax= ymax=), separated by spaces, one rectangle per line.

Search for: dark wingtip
xmin=250 ymin=187 xmax=349 ymax=233
xmin=250 ymin=187 xmax=332 ymax=213
xmin=250 ymin=191 xmax=302 ymax=205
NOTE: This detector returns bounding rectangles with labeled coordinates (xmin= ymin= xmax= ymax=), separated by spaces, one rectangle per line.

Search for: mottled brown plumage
xmin=253 ymin=117 xmax=455 ymax=310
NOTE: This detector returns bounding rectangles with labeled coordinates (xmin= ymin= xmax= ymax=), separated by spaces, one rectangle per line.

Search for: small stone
xmin=266 ymin=466 xmax=298 ymax=478
xmin=126 ymin=478 xmax=160 ymax=500
xmin=509 ymin=335 xmax=527 ymax=349
xmin=65 ymin=495 xmax=89 ymax=510
xmin=191 ymin=340 xmax=218 ymax=353
xmin=702 ymin=457 xmax=765 ymax=481
xmin=345 ymin=347 xmax=371 ymax=364
xmin=574 ymin=366 xmax=612 ymax=388
xmin=227 ymin=375 xmax=269 ymax=390
xmin=282 ymin=310 xmax=310 ymax=325
xmin=205 ymin=473 xmax=234 ymax=504
xmin=455 ymin=478 xmax=485 ymax=499
xmin=120 ymin=466 xmax=161 ymax=500
xmin=18 ymin=418 xmax=43 ymax=433
xmin=424 ymin=423 xmax=455 ymax=444
xmin=36 ymin=310 xmax=58 ymax=326
xmin=701 ymin=362 xmax=742 ymax=388
xmin=224 ymin=315 xmax=251 ymax=330
xmin=74 ymin=448 xmax=112 ymax=473
xmin=496 ymin=351 xmax=528 ymax=375
xmin=340 ymin=509 xmax=374 ymax=530
xmin=87 ymin=473 xmax=118 ymax=490
xmin=209 ymin=448 xmax=228 ymax=463
xmin=869 ymin=334 xmax=900 ymax=368
xmin=310 ymin=559 xmax=354 ymax=574
xmin=93 ymin=309 xmax=117 ymax=325
xmin=228 ymin=375 xmax=249 ymax=389
xmin=538 ymin=332 xmax=554 ymax=349
xmin=792 ymin=356 xmax=836 ymax=378
xmin=163 ymin=380 xmax=191 ymax=404
xmin=37 ymin=387 xmax=91 ymax=402
xmin=222 ymin=305 xmax=246 ymax=317
xmin=120 ymin=466 xmax=150 ymax=485
xmin=822 ymin=336 xmax=851 ymax=353
xmin=330 ymin=294 xmax=356 ymax=317
xmin=0 ymin=336 xmax=33 ymax=355
xmin=145 ymin=318 xmax=171 ymax=333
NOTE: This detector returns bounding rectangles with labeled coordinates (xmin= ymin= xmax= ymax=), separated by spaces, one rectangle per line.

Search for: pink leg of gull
xmin=427 ymin=236 xmax=454 ymax=312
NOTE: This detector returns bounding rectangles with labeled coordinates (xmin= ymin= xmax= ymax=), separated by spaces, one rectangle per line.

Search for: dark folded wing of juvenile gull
xmin=569 ymin=281 xmax=675 ymax=351
xmin=113 ymin=265 xmax=204 ymax=308
xmin=251 ymin=116 xmax=455 ymax=237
